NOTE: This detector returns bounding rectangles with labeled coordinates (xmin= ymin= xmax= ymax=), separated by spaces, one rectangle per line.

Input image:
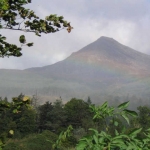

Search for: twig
xmin=2 ymin=27 xmax=35 ymax=33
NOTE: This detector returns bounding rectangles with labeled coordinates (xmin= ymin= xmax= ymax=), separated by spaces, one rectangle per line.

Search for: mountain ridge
xmin=1 ymin=36 xmax=150 ymax=104
xmin=25 ymin=36 xmax=150 ymax=79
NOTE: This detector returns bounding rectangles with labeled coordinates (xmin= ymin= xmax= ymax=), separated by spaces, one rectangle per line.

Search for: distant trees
xmin=38 ymin=101 xmax=53 ymax=131
xmin=38 ymin=99 xmax=67 ymax=133
xmin=64 ymin=98 xmax=92 ymax=127
xmin=12 ymin=105 xmax=36 ymax=136
xmin=0 ymin=95 xmax=93 ymax=146
xmin=87 ymin=96 xmax=92 ymax=105
xmin=48 ymin=99 xmax=66 ymax=133
xmin=137 ymin=106 xmax=150 ymax=129
xmin=37 ymin=98 xmax=92 ymax=132
xmin=2 ymin=95 xmax=150 ymax=149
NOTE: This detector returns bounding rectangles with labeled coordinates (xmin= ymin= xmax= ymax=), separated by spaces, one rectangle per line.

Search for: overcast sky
xmin=1 ymin=0 xmax=150 ymax=69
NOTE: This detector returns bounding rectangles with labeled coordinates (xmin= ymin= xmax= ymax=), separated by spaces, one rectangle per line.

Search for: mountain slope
xmin=26 ymin=36 xmax=150 ymax=84
xmin=1 ymin=36 xmax=150 ymax=103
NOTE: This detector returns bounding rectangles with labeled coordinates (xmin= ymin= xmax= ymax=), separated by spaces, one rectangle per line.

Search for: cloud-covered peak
xmin=97 ymin=36 xmax=115 ymax=42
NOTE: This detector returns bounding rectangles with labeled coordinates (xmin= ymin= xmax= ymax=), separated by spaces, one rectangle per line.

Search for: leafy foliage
xmin=138 ymin=106 xmax=150 ymax=129
xmin=3 ymin=130 xmax=58 ymax=150
xmin=0 ymin=94 xmax=36 ymax=148
xmin=76 ymin=101 xmax=150 ymax=150
xmin=2 ymin=96 xmax=150 ymax=150
xmin=64 ymin=98 xmax=92 ymax=127
xmin=52 ymin=125 xmax=73 ymax=150
xmin=38 ymin=101 xmax=53 ymax=131
xmin=0 ymin=0 xmax=9 ymax=11
xmin=0 ymin=0 xmax=72 ymax=57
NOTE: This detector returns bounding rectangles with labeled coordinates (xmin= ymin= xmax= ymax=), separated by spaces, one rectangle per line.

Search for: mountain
xmin=1 ymin=36 xmax=150 ymax=105
xmin=26 ymin=36 xmax=150 ymax=79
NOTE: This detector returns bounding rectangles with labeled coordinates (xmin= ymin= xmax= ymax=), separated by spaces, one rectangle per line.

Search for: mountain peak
xmin=77 ymin=36 xmax=121 ymax=54
xmin=96 ymin=36 xmax=117 ymax=43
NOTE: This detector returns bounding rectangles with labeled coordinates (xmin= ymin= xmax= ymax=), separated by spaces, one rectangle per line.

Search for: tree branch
xmin=2 ymin=27 xmax=35 ymax=33
xmin=18 ymin=19 xmax=26 ymax=29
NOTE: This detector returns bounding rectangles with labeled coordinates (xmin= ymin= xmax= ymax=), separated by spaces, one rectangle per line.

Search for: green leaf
xmin=1 ymin=36 xmax=6 ymax=40
xmin=26 ymin=42 xmax=33 ymax=47
xmin=76 ymin=141 xmax=87 ymax=150
xmin=93 ymin=135 xmax=98 ymax=144
xmin=123 ymin=109 xmax=138 ymax=117
xmin=101 ymin=101 xmax=108 ymax=109
xmin=114 ymin=121 xmax=119 ymax=127
xmin=129 ymin=128 xmax=142 ymax=137
xmin=145 ymin=128 xmax=150 ymax=132
xmin=19 ymin=35 xmax=26 ymax=44
xmin=13 ymin=109 xmax=18 ymax=113
xmin=111 ymin=138 xmax=125 ymax=147
xmin=115 ymin=129 xmax=119 ymax=136
xmin=113 ymin=134 xmax=129 ymax=140
xmin=89 ymin=128 xmax=98 ymax=135
xmin=121 ymin=113 xmax=130 ymax=125
xmin=118 ymin=101 xmax=129 ymax=109
xmin=0 ymin=139 xmax=3 ymax=146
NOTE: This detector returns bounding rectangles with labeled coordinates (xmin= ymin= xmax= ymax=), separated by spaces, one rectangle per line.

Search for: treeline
xmin=0 ymin=94 xmax=93 ymax=149
xmin=0 ymin=94 xmax=150 ymax=149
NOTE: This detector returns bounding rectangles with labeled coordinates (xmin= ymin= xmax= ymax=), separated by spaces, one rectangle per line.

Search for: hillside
xmin=1 ymin=36 xmax=150 ymax=104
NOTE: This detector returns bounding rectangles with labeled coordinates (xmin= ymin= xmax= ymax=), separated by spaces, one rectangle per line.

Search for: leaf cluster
xmin=76 ymin=128 xmax=150 ymax=150
xmin=0 ymin=0 xmax=72 ymax=57
xmin=52 ymin=125 xmax=73 ymax=149
xmin=53 ymin=101 xmax=150 ymax=149
xmin=76 ymin=101 xmax=150 ymax=150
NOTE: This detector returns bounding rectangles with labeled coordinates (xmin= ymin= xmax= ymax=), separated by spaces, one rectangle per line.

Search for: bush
xmin=4 ymin=130 xmax=58 ymax=150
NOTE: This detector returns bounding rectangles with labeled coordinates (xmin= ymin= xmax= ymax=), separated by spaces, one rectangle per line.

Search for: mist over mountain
xmin=1 ymin=36 xmax=150 ymax=105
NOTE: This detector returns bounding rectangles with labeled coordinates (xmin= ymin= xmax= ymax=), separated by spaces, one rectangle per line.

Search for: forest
xmin=0 ymin=94 xmax=150 ymax=149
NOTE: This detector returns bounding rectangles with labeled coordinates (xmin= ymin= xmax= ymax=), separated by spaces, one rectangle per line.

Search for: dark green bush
xmin=4 ymin=130 xmax=58 ymax=150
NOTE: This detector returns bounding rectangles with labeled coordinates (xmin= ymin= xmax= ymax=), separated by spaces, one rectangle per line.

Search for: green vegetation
xmin=1 ymin=95 xmax=150 ymax=149
xmin=3 ymin=130 xmax=58 ymax=150
xmin=75 ymin=102 xmax=150 ymax=150
xmin=0 ymin=0 xmax=72 ymax=57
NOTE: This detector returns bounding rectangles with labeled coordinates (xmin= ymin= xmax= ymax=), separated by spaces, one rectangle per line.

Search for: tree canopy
xmin=0 ymin=0 xmax=73 ymax=57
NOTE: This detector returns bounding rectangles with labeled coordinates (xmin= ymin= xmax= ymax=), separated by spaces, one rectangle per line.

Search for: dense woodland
xmin=0 ymin=94 xmax=150 ymax=149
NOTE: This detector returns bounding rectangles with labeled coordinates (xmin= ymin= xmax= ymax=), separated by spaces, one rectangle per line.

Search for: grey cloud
xmin=37 ymin=0 xmax=150 ymax=21
xmin=86 ymin=0 xmax=150 ymax=20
